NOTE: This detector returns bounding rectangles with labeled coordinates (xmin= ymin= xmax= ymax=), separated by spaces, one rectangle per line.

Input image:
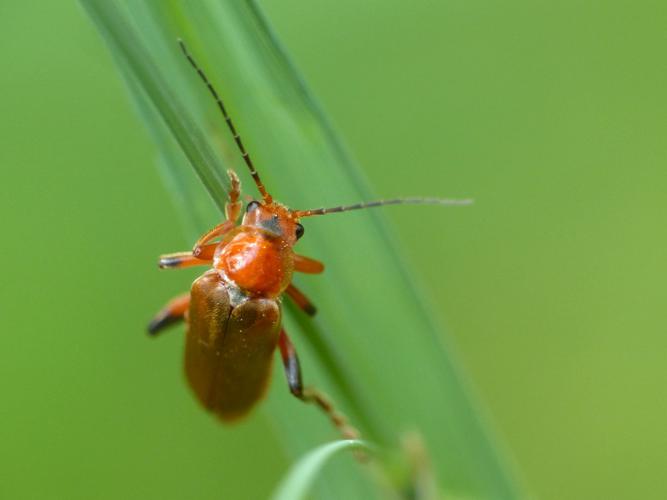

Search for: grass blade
xmin=82 ymin=0 xmax=520 ymax=498
xmin=272 ymin=440 xmax=372 ymax=500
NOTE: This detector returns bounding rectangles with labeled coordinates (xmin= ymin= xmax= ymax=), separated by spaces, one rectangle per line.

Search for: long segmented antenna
xmin=292 ymin=197 xmax=473 ymax=218
xmin=178 ymin=39 xmax=272 ymax=203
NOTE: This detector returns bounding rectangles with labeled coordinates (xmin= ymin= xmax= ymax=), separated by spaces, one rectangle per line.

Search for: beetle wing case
xmin=184 ymin=270 xmax=281 ymax=421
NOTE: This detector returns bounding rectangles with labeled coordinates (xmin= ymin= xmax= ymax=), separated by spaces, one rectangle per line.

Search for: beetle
xmin=148 ymin=41 xmax=472 ymax=439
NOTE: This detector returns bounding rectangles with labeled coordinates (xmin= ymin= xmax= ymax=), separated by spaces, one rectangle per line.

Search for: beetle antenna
xmin=178 ymin=39 xmax=272 ymax=203
xmin=292 ymin=197 xmax=473 ymax=217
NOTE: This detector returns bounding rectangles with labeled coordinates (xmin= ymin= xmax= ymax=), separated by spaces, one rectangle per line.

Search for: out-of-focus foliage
xmin=1 ymin=0 xmax=666 ymax=499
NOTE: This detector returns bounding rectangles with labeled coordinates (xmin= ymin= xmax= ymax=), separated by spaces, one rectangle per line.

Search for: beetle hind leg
xmin=278 ymin=329 xmax=359 ymax=440
xmin=148 ymin=293 xmax=190 ymax=335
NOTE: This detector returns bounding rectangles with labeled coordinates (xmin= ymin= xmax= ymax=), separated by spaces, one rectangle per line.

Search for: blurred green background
xmin=1 ymin=1 xmax=665 ymax=499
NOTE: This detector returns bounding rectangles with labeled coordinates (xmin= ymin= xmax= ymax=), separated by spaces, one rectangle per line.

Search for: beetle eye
xmin=246 ymin=201 xmax=260 ymax=212
xmin=295 ymin=223 xmax=305 ymax=240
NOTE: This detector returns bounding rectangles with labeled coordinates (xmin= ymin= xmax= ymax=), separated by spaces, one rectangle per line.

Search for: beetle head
xmin=242 ymin=200 xmax=304 ymax=245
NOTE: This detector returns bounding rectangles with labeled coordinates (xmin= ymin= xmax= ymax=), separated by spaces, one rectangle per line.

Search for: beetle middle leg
xmin=285 ymin=283 xmax=317 ymax=316
xmin=148 ymin=293 xmax=190 ymax=335
xmin=159 ymin=242 xmax=217 ymax=269
xmin=278 ymin=329 xmax=359 ymax=439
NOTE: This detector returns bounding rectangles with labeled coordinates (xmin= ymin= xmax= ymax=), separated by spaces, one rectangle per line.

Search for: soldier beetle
xmin=148 ymin=40 xmax=472 ymax=439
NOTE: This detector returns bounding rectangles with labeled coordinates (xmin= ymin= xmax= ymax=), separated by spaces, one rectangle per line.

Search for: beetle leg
xmin=148 ymin=293 xmax=190 ymax=335
xmin=285 ymin=284 xmax=317 ymax=316
xmin=159 ymin=242 xmax=217 ymax=269
xmin=192 ymin=221 xmax=235 ymax=258
xmin=278 ymin=329 xmax=359 ymax=439
xmin=294 ymin=254 xmax=325 ymax=274
xmin=191 ymin=170 xmax=242 ymax=257
xmin=224 ymin=169 xmax=242 ymax=222
xmin=159 ymin=253 xmax=210 ymax=269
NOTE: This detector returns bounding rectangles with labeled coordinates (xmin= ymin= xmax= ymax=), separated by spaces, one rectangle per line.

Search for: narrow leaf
xmin=272 ymin=440 xmax=372 ymax=500
xmin=82 ymin=1 xmax=520 ymax=498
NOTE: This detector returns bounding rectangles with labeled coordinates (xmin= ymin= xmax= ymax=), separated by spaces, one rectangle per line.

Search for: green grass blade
xmin=271 ymin=440 xmax=372 ymax=500
xmin=81 ymin=0 xmax=230 ymax=212
xmin=82 ymin=0 xmax=520 ymax=498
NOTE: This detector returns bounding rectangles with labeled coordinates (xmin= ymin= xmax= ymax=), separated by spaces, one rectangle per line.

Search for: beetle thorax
xmin=214 ymin=228 xmax=294 ymax=297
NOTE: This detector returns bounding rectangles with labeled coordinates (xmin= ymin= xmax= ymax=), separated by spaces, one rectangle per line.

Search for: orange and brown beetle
xmin=148 ymin=41 xmax=471 ymax=438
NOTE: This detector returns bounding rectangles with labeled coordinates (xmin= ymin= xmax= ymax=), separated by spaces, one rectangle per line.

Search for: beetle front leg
xmin=294 ymin=254 xmax=324 ymax=274
xmin=148 ymin=293 xmax=190 ymax=335
xmin=192 ymin=221 xmax=235 ymax=258
xmin=192 ymin=170 xmax=242 ymax=257
xmin=224 ymin=169 xmax=242 ymax=222
xmin=278 ymin=329 xmax=359 ymax=439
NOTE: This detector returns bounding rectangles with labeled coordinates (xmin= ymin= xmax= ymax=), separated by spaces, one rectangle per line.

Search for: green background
xmin=1 ymin=1 xmax=665 ymax=499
